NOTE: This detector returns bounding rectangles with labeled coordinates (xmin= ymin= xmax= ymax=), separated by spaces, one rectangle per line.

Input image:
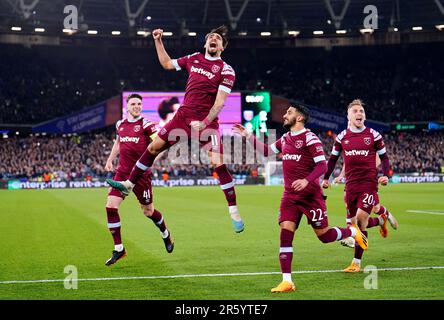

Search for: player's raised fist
xmin=378 ymin=176 xmax=389 ymax=186
xmin=152 ymin=29 xmax=163 ymax=40
xmin=322 ymin=179 xmax=330 ymax=189
xmin=232 ymin=124 xmax=251 ymax=139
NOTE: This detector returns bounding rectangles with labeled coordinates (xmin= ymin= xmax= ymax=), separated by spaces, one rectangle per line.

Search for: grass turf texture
xmin=0 ymin=184 xmax=443 ymax=299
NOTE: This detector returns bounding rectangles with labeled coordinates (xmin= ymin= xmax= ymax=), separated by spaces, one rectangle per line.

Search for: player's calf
xmin=215 ymin=164 xmax=245 ymax=233
xmin=376 ymin=205 xmax=398 ymax=230
xmin=144 ymin=207 xmax=174 ymax=253
xmin=316 ymin=226 xmax=354 ymax=244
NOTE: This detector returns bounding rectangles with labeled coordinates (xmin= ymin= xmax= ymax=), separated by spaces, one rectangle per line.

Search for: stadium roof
xmin=0 ymin=0 xmax=443 ymax=37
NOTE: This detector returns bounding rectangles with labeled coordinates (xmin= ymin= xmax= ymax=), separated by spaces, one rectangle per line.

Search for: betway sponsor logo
xmin=344 ymin=150 xmax=369 ymax=156
xmin=120 ymin=136 xmax=140 ymax=143
xmin=190 ymin=66 xmax=215 ymax=79
xmin=282 ymin=154 xmax=301 ymax=161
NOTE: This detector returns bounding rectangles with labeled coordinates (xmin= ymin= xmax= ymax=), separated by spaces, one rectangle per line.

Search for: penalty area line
xmin=0 ymin=266 xmax=443 ymax=285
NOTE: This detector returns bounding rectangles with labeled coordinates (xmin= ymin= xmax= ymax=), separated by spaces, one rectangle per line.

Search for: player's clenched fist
xmin=152 ymin=29 xmax=163 ymax=40
xmin=378 ymin=176 xmax=389 ymax=186
xmin=105 ymin=160 xmax=113 ymax=172
xmin=321 ymin=179 xmax=330 ymax=189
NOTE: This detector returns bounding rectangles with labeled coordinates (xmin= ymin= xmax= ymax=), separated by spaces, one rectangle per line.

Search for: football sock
xmin=279 ymin=229 xmax=294 ymax=279
xmin=354 ymin=231 xmax=368 ymax=260
xmin=215 ymin=164 xmax=238 ymax=213
xmin=106 ymin=207 xmax=122 ymax=248
xmin=161 ymin=229 xmax=169 ymax=239
xmin=376 ymin=205 xmax=387 ymax=216
xmin=346 ymin=212 xmax=352 ymax=227
xmin=283 ymin=273 xmax=293 ymax=283
xmin=128 ymin=148 xmax=156 ymax=184
xmin=367 ymin=217 xmax=380 ymax=228
xmin=318 ymin=227 xmax=352 ymax=243
xmin=229 ymin=205 xmax=241 ymax=222
xmin=148 ymin=209 xmax=167 ymax=233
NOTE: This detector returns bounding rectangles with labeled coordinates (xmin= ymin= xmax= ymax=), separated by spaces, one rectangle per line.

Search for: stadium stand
xmin=1 ymin=130 xmax=442 ymax=181
xmin=1 ymin=42 xmax=443 ymax=124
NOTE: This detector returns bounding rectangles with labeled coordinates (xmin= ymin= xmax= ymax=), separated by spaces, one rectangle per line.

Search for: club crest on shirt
xmin=364 ymin=137 xmax=371 ymax=145
xmin=134 ymin=125 xmax=141 ymax=132
xmin=193 ymin=60 xmax=199 ymax=63
xmin=295 ymin=140 xmax=304 ymax=149
xmin=344 ymin=140 xmax=349 ymax=144
xmin=211 ymin=65 xmax=220 ymax=73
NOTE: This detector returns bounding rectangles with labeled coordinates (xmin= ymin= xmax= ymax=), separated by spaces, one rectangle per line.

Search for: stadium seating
xmin=0 ymin=42 xmax=443 ymax=124
xmin=0 ymin=130 xmax=442 ymax=181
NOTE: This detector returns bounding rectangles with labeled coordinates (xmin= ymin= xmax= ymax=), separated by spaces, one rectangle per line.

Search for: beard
xmin=207 ymin=46 xmax=218 ymax=56
xmin=283 ymin=119 xmax=295 ymax=130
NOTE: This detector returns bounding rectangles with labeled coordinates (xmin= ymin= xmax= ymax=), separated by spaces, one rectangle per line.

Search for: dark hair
xmin=158 ymin=97 xmax=179 ymax=120
xmin=205 ymin=25 xmax=229 ymax=49
xmin=290 ymin=104 xmax=310 ymax=124
xmin=126 ymin=93 xmax=142 ymax=103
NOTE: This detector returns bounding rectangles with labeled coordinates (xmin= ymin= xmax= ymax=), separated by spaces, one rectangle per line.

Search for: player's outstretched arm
xmin=232 ymin=124 xmax=279 ymax=157
xmin=152 ymin=29 xmax=175 ymax=70
xmin=105 ymin=138 xmax=120 ymax=172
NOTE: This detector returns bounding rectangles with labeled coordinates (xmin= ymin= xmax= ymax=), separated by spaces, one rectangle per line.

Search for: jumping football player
xmin=104 ymin=93 xmax=174 ymax=266
xmin=107 ymin=26 xmax=244 ymax=233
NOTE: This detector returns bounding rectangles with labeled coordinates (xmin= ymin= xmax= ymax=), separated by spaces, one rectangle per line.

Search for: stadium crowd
xmin=1 ymin=41 xmax=443 ymax=182
xmin=0 ymin=130 xmax=442 ymax=181
xmin=0 ymin=42 xmax=443 ymax=124
xmin=0 ymin=130 xmax=264 ymax=181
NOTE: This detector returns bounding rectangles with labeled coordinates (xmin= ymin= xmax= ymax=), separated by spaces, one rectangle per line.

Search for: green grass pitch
xmin=0 ymin=184 xmax=443 ymax=300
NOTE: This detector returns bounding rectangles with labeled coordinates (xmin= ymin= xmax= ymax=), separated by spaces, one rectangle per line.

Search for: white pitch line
xmin=1 ymin=266 xmax=443 ymax=285
xmin=406 ymin=210 xmax=444 ymax=215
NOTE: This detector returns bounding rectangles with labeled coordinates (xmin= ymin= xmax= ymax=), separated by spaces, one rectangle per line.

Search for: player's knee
xmin=143 ymin=207 xmax=154 ymax=217
xmin=280 ymin=222 xmax=296 ymax=233
xmin=373 ymin=204 xmax=380 ymax=213
xmin=106 ymin=198 xmax=120 ymax=209
xmin=147 ymin=144 xmax=157 ymax=154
